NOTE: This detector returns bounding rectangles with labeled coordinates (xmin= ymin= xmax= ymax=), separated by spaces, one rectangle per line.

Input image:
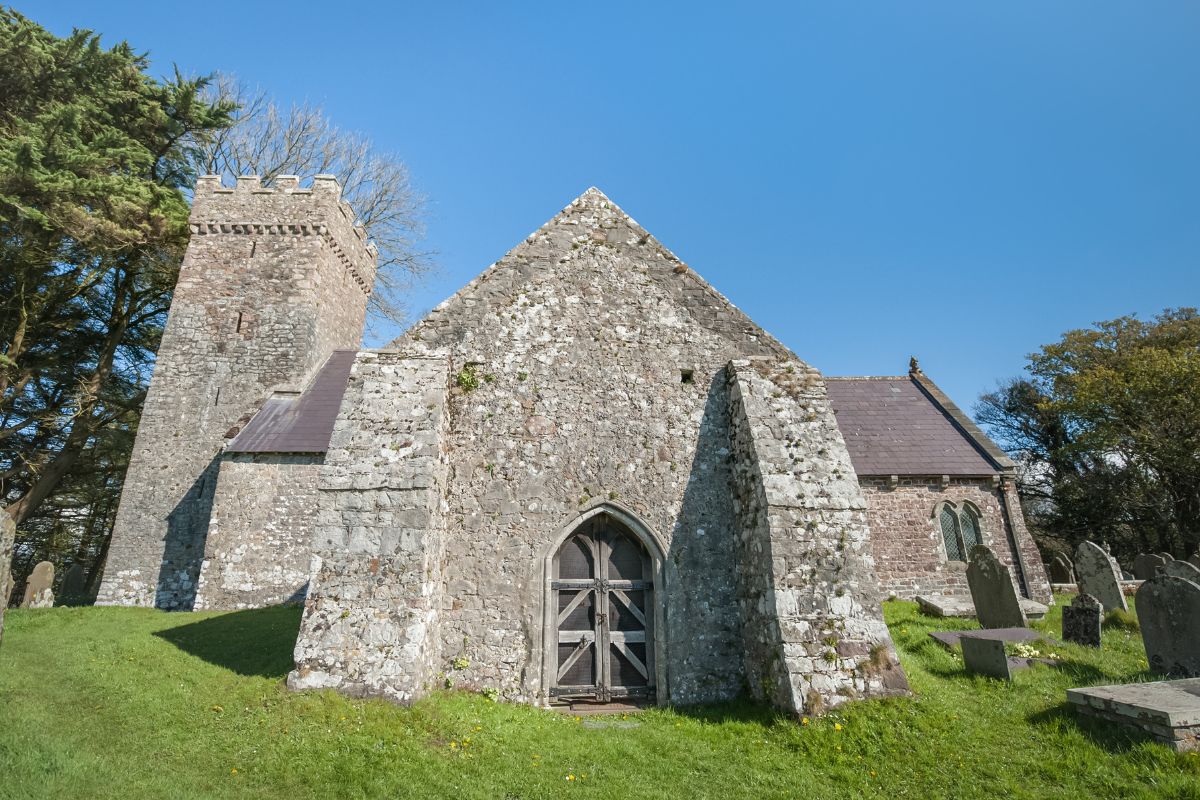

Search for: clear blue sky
xmin=30 ymin=2 xmax=1200 ymax=409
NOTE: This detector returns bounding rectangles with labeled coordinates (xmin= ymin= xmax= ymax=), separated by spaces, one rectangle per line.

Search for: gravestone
xmin=1047 ymin=553 xmax=1074 ymax=584
xmin=1189 ymin=552 xmax=1200 ymax=569
xmin=0 ymin=511 xmax=14 ymax=643
xmin=20 ymin=561 xmax=54 ymax=609
xmin=59 ymin=563 xmax=88 ymax=606
xmin=1075 ymin=541 xmax=1128 ymax=612
xmin=1068 ymin=678 xmax=1200 ymax=753
xmin=961 ymin=637 xmax=1012 ymax=680
xmin=1164 ymin=560 xmax=1200 ymax=583
xmin=966 ymin=545 xmax=1028 ymax=629
xmin=1137 ymin=575 xmax=1200 ymax=678
xmin=1062 ymin=593 xmax=1102 ymax=648
xmin=1133 ymin=553 xmax=1167 ymax=581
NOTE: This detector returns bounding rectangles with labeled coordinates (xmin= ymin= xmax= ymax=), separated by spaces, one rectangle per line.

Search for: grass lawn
xmin=1 ymin=598 xmax=1197 ymax=799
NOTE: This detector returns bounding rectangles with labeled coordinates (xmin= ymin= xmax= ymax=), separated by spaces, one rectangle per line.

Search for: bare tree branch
xmin=197 ymin=76 xmax=430 ymax=332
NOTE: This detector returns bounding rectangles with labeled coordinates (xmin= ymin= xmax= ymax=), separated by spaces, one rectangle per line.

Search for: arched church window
xmin=939 ymin=504 xmax=965 ymax=562
xmin=959 ymin=504 xmax=983 ymax=553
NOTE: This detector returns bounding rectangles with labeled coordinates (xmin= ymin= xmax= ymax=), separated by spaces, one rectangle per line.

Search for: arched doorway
xmin=548 ymin=510 xmax=659 ymax=704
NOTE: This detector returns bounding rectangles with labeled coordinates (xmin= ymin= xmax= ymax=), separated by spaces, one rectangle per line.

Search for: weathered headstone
xmin=0 ymin=511 xmax=15 ymax=644
xmin=1137 ymin=575 xmax=1200 ymax=678
xmin=1189 ymin=552 xmax=1200 ymax=569
xmin=1133 ymin=553 xmax=1167 ymax=581
xmin=966 ymin=545 xmax=1028 ymax=629
xmin=1075 ymin=540 xmax=1128 ymax=612
xmin=1047 ymin=553 xmax=1074 ymax=584
xmin=59 ymin=563 xmax=88 ymax=606
xmin=1164 ymin=560 xmax=1200 ymax=583
xmin=961 ymin=637 xmax=1012 ymax=680
xmin=1062 ymin=593 xmax=1102 ymax=648
xmin=20 ymin=561 xmax=54 ymax=609
xmin=1159 ymin=552 xmax=1175 ymax=562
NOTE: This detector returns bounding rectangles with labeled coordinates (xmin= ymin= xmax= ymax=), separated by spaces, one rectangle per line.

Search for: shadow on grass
xmin=667 ymin=697 xmax=785 ymax=726
xmin=154 ymin=605 xmax=302 ymax=679
xmin=1027 ymin=702 xmax=1158 ymax=754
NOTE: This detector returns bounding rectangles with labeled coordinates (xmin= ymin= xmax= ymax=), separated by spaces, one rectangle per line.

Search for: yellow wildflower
xmin=801 ymin=717 xmax=809 ymax=725
xmin=230 ymin=768 xmax=238 ymax=775
xmin=834 ymin=723 xmax=843 ymax=731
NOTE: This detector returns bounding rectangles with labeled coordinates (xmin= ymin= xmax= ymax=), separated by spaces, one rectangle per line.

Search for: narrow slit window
xmin=235 ymin=311 xmax=244 ymax=333
xmin=680 ymin=369 xmax=694 ymax=384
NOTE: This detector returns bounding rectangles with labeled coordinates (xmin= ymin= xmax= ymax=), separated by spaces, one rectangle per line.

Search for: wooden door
xmin=551 ymin=515 xmax=654 ymax=703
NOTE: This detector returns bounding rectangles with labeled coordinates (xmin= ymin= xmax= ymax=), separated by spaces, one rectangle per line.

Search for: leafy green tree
xmin=0 ymin=9 xmax=233 ymax=597
xmin=978 ymin=308 xmax=1200 ymax=564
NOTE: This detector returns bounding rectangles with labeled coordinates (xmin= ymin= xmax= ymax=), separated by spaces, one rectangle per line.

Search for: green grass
xmin=1 ymin=598 xmax=1197 ymax=800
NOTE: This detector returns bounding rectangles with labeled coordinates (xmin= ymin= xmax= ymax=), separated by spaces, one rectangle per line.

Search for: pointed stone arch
xmin=538 ymin=502 xmax=668 ymax=706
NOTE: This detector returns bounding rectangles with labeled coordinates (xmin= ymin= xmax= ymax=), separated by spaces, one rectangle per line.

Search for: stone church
xmin=97 ymin=176 xmax=1050 ymax=714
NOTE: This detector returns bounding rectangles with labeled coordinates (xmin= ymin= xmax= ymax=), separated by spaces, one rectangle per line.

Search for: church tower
xmin=96 ymin=175 xmax=377 ymax=609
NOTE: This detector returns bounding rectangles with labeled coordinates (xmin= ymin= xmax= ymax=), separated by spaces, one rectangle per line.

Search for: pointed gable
xmin=390 ymin=187 xmax=794 ymax=361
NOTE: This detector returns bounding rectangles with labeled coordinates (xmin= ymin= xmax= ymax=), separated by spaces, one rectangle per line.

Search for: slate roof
xmin=825 ymin=374 xmax=1004 ymax=477
xmin=226 ymin=350 xmax=357 ymax=453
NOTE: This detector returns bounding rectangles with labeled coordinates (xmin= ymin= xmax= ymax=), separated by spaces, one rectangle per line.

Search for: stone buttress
xmin=728 ymin=359 xmax=909 ymax=713
xmin=289 ymin=352 xmax=451 ymax=701
xmin=96 ymin=176 xmax=377 ymax=609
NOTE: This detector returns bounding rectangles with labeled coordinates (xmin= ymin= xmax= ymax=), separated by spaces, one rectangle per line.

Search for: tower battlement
xmin=190 ymin=175 xmax=377 ymax=293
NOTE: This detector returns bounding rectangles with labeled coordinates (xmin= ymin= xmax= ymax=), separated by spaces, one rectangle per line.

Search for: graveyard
xmin=1 ymin=595 xmax=1198 ymax=800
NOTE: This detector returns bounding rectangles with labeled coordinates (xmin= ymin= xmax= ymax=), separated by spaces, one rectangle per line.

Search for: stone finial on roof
xmin=908 ymin=356 xmax=922 ymax=376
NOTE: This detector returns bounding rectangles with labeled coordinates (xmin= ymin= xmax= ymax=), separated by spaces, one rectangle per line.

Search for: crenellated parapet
xmin=190 ymin=175 xmax=377 ymax=295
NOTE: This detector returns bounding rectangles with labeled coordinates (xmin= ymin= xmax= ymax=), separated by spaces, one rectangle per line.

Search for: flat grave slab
xmin=928 ymin=627 xmax=1056 ymax=650
xmin=1067 ymin=678 xmax=1200 ymax=752
xmin=916 ymin=594 xmax=1048 ymax=620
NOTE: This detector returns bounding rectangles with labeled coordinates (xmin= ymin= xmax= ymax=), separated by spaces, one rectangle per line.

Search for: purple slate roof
xmin=825 ymin=376 xmax=1001 ymax=476
xmin=226 ymin=350 xmax=357 ymax=453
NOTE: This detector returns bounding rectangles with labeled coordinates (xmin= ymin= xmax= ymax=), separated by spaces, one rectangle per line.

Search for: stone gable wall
xmin=98 ymin=176 xmax=375 ymax=609
xmin=380 ymin=190 xmax=794 ymax=705
xmin=858 ymin=476 xmax=1051 ymax=603
xmin=193 ymin=454 xmax=322 ymax=610
xmin=727 ymin=359 xmax=908 ymax=714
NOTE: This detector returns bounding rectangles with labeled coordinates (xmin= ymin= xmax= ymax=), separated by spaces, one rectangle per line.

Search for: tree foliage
xmin=1 ymin=10 xmax=428 ymax=605
xmin=0 ymin=8 xmax=233 ymax=598
xmin=978 ymin=308 xmax=1200 ymax=564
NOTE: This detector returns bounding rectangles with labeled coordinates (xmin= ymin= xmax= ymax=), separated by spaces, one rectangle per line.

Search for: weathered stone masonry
xmin=285 ymin=188 xmax=908 ymax=712
xmin=290 ymin=352 xmax=451 ymax=701
xmin=727 ymin=360 xmax=908 ymax=711
xmin=192 ymin=454 xmax=321 ymax=610
xmin=97 ymin=176 xmax=377 ymax=609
